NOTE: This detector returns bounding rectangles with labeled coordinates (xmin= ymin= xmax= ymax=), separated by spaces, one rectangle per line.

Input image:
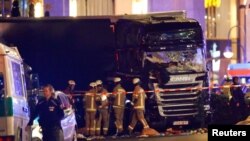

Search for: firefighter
xmin=85 ymin=82 xmax=97 ymax=138
xmin=128 ymin=78 xmax=150 ymax=134
xmin=112 ymin=77 xmax=126 ymax=136
xmin=26 ymin=84 xmax=64 ymax=141
xmin=95 ymin=80 xmax=109 ymax=138
xmin=222 ymin=76 xmax=232 ymax=100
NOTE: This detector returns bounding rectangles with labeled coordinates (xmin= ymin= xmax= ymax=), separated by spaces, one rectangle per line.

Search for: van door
xmin=9 ymin=59 xmax=29 ymax=141
xmin=0 ymin=56 xmax=8 ymax=137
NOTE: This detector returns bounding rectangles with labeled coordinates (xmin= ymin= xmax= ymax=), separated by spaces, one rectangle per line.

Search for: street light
xmin=223 ymin=25 xmax=246 ymax=62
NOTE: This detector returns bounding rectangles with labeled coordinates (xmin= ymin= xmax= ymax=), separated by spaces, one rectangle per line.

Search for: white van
xmin=0 ymin=43 xmax=30 ymax=141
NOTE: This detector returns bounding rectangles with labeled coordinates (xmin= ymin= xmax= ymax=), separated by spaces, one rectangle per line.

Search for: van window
xmin=11 ymin=61 xmax=24 ymax=96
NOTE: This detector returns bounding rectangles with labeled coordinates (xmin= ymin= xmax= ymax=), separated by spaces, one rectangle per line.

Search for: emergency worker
xmin=128 ymin=78 xmax=149 ymax=134
xmin=95 ymin=80 xmax=109 ymax=138
xmin=26 ymin=84 xmax=64 ymax=141
xmin=222 ymin=76 xmax=232 ymax=100
xmin=112 ymin=77 xmax=126 ymax=136
xmin=85 ymin=82 xmax=97 ymax=137
xmin=230 ymin=76 xmax=248 ymax=123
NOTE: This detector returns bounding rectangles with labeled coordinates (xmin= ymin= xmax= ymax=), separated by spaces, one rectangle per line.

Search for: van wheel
xmin=32 ymin=137 xmax=42 ymax=141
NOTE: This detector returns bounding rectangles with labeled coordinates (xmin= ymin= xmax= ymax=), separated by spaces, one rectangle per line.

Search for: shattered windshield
xmin=144 ymin=48 xmax=205 ymax=73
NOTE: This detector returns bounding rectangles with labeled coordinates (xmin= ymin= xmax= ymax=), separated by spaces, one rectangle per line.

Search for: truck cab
xmin=0 ymin=43 xmax=30 ymax=141
xmin=115 ymin=13 xmax=208 ymax=129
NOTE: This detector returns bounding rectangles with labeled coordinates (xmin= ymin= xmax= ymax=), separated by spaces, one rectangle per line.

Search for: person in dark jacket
xmin=26 ymin=84 xmax=64 ymax=141
xmin=230 ymin=76 xmax=248 ymax=123
xmin=11 ymin=0 xmax=21 ymax=17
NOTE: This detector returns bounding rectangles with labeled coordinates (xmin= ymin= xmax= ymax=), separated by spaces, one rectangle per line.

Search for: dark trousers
xmin=42 ymin=127 xmax=64 ymax=141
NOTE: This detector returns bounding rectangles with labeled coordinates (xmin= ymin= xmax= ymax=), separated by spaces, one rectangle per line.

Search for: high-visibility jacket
xmin=112 ymin=84 xmax=126 ymax=108
xmin=85 ymin=88 xmax=97 ymax=111
xmin=133 ymin=85 xmax=146 ymax=109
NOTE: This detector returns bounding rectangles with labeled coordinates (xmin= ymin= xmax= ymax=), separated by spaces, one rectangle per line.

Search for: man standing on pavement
xmin=112 ymin=77 xmax=126 ymax=137
xmin=85 ymin=82 xmax=97 ymax=139
xmin=26 ymin=84 xmax=64 ymax=141
xmin=95 ymin=80 xmax=109 ymax=138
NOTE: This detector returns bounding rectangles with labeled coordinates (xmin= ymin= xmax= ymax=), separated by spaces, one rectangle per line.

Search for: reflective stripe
xmin=118 ymin=92 xmax=120 ymax=106
xmin=91 ymin=96 xmax=94 ymax=109
xmin=0 ymin=97 xmax=13 ymax=117
xmin=134 ymin=106 xmax=144 ymax=109
xmin=90 ymin=128 xmax=95 ymax=130
xmin=86 ymin=109 xmax=96 ymax=111
xmin=128 ymin=125 xmax=133 ymax=130
xmin=103 ymin=128 xmax=108 ymax=131
xmin=140 ymin=93 xmax=144 ymax=107
xmin=96 ymin=128 xmax=100 ymax=130
xmin=113 ymin=105 xmax=124 ymax=108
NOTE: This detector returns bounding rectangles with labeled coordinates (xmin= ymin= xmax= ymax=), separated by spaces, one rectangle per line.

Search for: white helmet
xmin=68 ymin=80 xmax=76 ymax=85
xmin=89 ymin=82 xmax=97 ymax=87
xmin=133 ymin=78 xmax=140 ymax=84
xmin=96 ymin=80 xmax=103 ymax=85
xmin=114 ymin=77 xmax=121 ymax=83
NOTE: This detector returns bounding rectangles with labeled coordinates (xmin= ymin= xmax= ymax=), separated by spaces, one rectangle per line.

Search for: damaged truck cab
xmin=115 ymin=13 xmax=208 ymax=129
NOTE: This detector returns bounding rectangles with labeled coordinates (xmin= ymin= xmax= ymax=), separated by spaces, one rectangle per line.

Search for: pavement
xmin=78 ymin=133 xmax=208 ymax=141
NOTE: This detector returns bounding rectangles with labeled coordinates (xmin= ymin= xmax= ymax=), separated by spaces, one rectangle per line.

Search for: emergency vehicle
xmin=227 ymin=63 xmax=250 ymax=104
xmin=0 ymin=43 xmax=30 ymax=141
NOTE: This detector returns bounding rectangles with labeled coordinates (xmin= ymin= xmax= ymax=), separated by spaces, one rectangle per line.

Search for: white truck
xmin=0 ymin=43 xmax=30 ymax=141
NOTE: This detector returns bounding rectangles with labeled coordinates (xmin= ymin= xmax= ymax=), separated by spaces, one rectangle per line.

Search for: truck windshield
xmin=144 ymin=48 xmax=205 ymax=73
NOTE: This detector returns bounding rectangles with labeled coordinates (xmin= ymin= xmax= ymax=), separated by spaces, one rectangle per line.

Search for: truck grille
xmin=157 ymin=81 xmax=203 ymax=117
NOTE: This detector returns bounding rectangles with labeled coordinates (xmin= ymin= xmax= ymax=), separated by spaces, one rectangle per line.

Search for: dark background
xmin=0 ymin=18 xmax=116 ymax=90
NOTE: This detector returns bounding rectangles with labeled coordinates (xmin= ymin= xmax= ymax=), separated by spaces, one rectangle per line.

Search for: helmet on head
xmin=96 ymin=80 xmax=103 ymax=85
xmin=68 ymin=80 xmax=76 ymax=85
xmin=89 ymin=82 xmax=97 ymax=88
xmin=133 ymin=78 xmax=140 ymax=84
xmin=114 ymin=77 xmax=121 ymax=83
xmin=224 ymin=75 xmax=232 ymax=82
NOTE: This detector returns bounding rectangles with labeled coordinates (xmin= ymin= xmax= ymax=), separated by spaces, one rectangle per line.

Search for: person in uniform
xmin=26 ymin=84 xmax=64 ymax=141
xmin=85 ymin=82 xmax=97 ymax=138
xmin=222 ymin=76 xmax=232 ymax=100
xmin=112 ymin=77 xmax=126 ymax=136
xmin=128 ymin=78 xmax=149 ymax=134
xmin=95 ymin=80 xmax=109 ymax=138
xmin=230 ymin=76 xmax=248 ymax=123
